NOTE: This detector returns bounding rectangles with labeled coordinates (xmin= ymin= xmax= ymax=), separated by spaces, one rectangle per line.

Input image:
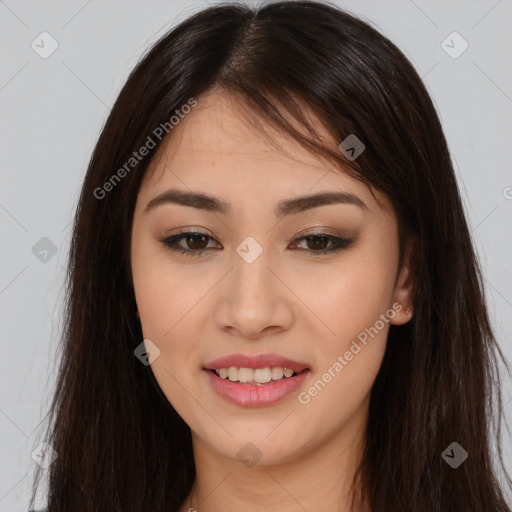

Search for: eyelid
xmin=293 ymin=226 xmax=343 ymax=239
xmin=162 ymin=226 xmax=347 ymax=241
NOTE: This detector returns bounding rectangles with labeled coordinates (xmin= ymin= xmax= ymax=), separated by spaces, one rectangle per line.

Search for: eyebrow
xmin=144 ymin=188 xmax=367 ymax=217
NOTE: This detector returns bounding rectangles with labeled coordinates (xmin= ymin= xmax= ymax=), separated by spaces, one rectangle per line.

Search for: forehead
xmin=145 ymin=90 xmax=332 ymax=178
xmin=138 ymin=89 xmax=392 ymax=216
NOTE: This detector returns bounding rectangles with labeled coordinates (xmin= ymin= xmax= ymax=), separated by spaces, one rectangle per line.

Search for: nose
xmin=214 ymin=246 xmax=294 ymax=340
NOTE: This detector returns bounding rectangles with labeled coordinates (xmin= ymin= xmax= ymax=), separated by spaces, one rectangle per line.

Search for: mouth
xmin=202 ymin=353 xmax=311 ymax=407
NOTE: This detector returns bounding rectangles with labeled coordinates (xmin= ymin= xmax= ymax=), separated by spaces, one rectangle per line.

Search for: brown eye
xmin=184 ymin=233 xmax=209 ymax=250
xmin=292 ymin=232 xmax=354 ymax=255
xmin=160 ymin=231 xmax=219 ymax=257
xmin=304 ymin=234 xmax=330 ymax=251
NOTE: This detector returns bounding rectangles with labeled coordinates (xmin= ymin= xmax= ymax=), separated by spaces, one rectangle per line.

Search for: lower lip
xmin=204 ymin=369 xmax=310 ymax=407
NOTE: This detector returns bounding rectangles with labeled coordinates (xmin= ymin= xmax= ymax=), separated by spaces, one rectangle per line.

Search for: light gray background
xmin=1 ymin=1 xmax=511 ymax=510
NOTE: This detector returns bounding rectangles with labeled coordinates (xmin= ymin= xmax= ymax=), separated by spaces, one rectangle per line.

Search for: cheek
xmin=133 ymin=265 xmax=173 ymax=337
xmin=132 ymin=235 xmax=198 ymax=334
xmin=297 ymin=262 xmax=394 ymax=432
xmin=131 ymin=240 xmax=200 ymax=381
xmin=305 ymin=248 xmax=397 ymax=340
xmin=134 ymin=269 xmax=201 ymax=356
xmin=297 ymin=233 xmax=398 ymax=400
xmin=132 ymin=258 xmax=206 ymax=415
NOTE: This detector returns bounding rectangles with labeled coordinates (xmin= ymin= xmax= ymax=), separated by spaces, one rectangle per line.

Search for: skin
xmin=130 ymin=88 xmax=414 ymax=512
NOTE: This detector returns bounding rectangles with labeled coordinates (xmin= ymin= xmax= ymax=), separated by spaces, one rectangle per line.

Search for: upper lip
xmin=204 ymin=352 xmax=310 ymax=372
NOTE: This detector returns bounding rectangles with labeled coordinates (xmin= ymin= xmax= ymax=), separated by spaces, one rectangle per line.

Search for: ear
xmin=390 ymin=237 xmax=415 ymax=326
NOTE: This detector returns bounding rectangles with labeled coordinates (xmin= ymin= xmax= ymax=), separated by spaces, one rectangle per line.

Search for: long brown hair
xmin=29 ymin=1 xmax=511 ymax=511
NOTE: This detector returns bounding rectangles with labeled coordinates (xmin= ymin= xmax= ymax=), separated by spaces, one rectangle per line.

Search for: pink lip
xmin=203 ymin=352 xmax=310 ymax=372
xmin=204 ymin=368 xmax=310 ymax=407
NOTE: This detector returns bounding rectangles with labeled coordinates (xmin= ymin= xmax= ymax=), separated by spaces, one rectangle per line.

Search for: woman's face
xmin=131 ymin=89 xmax=413 ymax=466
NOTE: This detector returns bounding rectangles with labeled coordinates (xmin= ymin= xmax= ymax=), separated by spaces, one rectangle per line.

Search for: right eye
xmin=159 ymin=231 xmax=220 ymax=257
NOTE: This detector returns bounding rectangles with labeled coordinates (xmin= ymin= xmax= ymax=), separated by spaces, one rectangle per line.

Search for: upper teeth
xmin=215 ymin=366 xmax=297 ymax=383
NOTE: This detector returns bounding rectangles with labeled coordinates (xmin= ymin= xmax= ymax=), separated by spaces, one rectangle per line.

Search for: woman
xmin=28 ymin=1 xmax=511 ymax=511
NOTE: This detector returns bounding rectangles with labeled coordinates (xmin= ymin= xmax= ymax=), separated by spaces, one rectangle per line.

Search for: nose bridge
xmin=215 ymin=234 xmax=289 ymax=337
xmin=231 ymin=236 xmax=274 ymax=307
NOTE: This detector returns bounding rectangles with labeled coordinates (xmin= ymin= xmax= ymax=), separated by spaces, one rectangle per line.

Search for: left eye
xmin=159 ymin=231 xmax=354 ymax=257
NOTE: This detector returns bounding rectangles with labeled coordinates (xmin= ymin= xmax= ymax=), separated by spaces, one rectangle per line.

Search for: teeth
xmin=227 ymin=367 xmax=238 ymax=381
xmin=238 ymin=368 xmax=252 ymax=383
xmin=254 ymin=367 xmax=272 ymax=383
xmin=214 ymin=366 xmax=300 ymax=384
xmin=271 ymin=367 xmax=284 ymax=380
xmin=283 ymin=368 xmax=294 ymax=377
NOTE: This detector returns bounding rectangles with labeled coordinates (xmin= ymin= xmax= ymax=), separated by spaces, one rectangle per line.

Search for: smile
xmin=204 ymin=368 xmax=310 ymax=407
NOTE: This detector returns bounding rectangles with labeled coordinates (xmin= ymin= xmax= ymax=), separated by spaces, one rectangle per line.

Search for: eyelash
xmin=158 ymin=230 xmax=354 ymax=257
